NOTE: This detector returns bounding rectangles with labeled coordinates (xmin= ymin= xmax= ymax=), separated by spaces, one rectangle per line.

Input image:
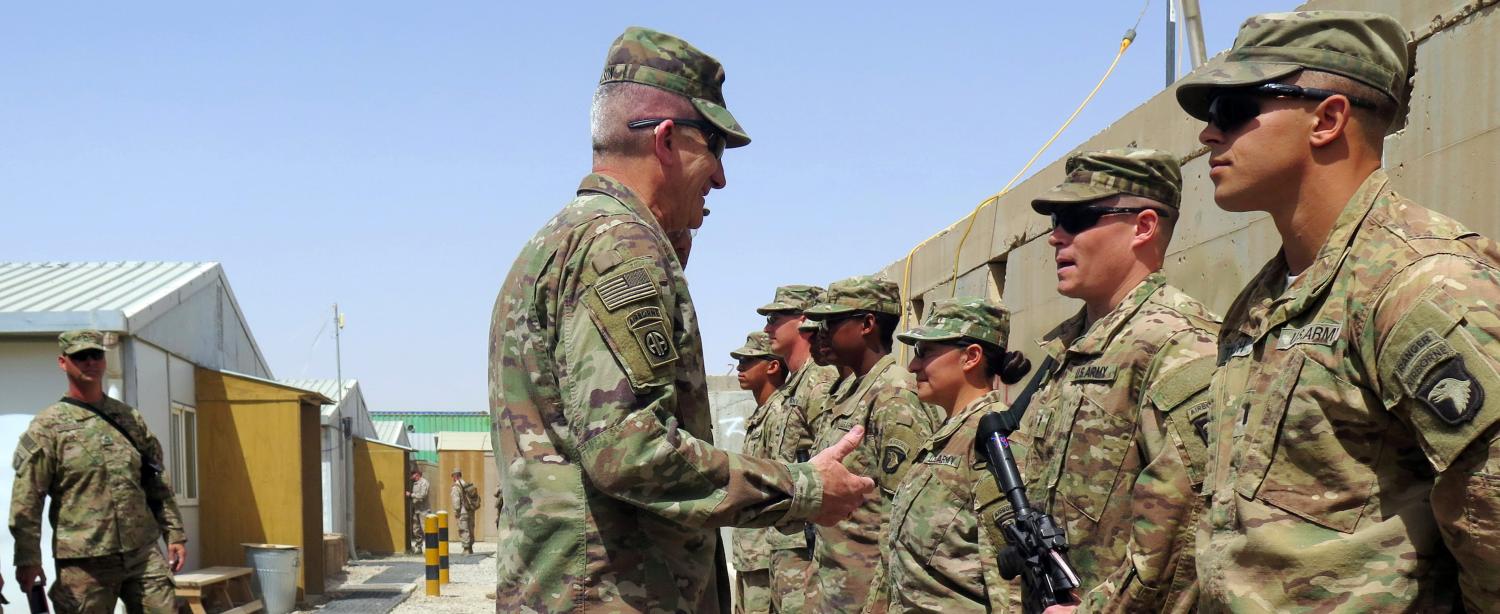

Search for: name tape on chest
xmin=1070 ymin=364 xmax=1118 ymax=383
xmin=922 ymin=453 xmax=961 ymax=468
xmin=595 ymin=266 xmax=659 ymax=312
xmin=1276 ymin=323 xmax=1342 ymax=350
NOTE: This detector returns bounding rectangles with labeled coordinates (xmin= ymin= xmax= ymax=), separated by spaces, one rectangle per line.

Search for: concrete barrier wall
xmin=883 ymin=0 xmax=1500 ymax=366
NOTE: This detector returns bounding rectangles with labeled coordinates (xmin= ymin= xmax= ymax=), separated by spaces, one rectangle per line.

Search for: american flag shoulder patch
xmin=595 ymin=266 xmax=659 ymax=312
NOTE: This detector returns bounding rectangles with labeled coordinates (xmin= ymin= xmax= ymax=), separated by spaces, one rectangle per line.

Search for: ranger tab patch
xmin=626 ymin=306 xmax=677 ymax=368
xmin=1417 ymin=357 xmax=1483 ymax=426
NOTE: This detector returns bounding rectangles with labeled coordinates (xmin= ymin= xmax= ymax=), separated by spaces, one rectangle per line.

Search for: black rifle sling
xmin=59 ymin=397 xmax=167 ymax=495
xmin=995 ymin=356 xmax=1057 ymax=434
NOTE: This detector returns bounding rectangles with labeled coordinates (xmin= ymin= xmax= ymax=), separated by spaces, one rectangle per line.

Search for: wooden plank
xmin=219 ymin=599 xmax=264 ymax=614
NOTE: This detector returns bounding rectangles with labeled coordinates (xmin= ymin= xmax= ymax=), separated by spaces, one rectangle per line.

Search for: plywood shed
xmin=353 ymin=437 xmax=411 ymax=555
xmin=195 ymin=369 xmax=329 ymax=600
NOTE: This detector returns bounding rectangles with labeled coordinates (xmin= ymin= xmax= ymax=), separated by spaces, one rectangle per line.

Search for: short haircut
xmin=1289 ymin=70 xmax=1398 ymax=150
xmin=873 ymin=313 xmax=900 ymax=351
xmin=590 ymin=82 xmax=698 ymax=160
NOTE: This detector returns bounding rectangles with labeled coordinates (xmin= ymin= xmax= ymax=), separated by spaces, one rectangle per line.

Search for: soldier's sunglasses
xmin=1207 ymin=83 xmax=1378 ymax=133
xmin=627 ymin=118 xmax=726 ymax=159
xmin=818 ymin=311 xmax=869 ymax=332
xmin=1050 ymin=207 xmax=1170 ymax=235
xmin=67 ymin=349 xmax=105 ymax=362
xmin=911 ymin=341 xmax=966 ymax=360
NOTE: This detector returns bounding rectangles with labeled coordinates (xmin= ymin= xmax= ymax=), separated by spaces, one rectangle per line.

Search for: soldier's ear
xmin=652 ymin=120 xmax=680 ymax=168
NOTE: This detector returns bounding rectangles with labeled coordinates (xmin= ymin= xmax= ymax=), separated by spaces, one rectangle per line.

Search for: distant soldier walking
xmin=9 ymin=330 xmax=188 ymax=613
xmin=406 ymin=468 xmax=431 ymax=553
xmin=450 ymin=470 xmax=479 ymax=555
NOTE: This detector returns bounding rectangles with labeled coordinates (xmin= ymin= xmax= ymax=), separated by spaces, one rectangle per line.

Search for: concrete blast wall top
xmin=883 ymin=0 xmax=1500 ymax=366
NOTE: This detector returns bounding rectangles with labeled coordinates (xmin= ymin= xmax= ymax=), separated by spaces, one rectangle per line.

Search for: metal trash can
xmin=243 ymin=543 xmax=300 ymax=614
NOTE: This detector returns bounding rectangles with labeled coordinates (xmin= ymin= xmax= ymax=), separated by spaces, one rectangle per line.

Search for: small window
xmin=169 ymin=403 xmax=200 ymax=505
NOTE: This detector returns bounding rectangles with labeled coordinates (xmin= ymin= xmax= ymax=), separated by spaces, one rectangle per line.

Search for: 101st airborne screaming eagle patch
xmin=1397 ymin=329 xmax=1484 ymax=426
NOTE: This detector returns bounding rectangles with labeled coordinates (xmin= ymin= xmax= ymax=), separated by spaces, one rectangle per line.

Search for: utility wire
xmin=898 ymin=2 xmax=1146 ymax=361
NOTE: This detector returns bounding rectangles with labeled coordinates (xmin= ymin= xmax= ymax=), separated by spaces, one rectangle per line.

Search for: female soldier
xmin=863 ymin=296 xmax=1030 ymax=612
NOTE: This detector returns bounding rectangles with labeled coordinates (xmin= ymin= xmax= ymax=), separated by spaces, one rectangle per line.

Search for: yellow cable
xmin=898 ymin=34 xmax=1135 ymax=361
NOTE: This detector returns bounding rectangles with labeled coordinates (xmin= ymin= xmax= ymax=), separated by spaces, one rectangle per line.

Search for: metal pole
xmin=1180 ymin=0 xmax=1208 ymax=68
xmin=334 ymin=304 xmax=357 ymax=562
xmin=1166 ymin=0 xmax=1179 ymax=85
xmin=438 ymin=510 xmax=451 ymax=585
xmin=424 ymin=514 xmax=440 ymax=596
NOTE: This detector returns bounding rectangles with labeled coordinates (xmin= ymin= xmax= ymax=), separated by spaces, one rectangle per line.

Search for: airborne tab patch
xmin=1071 ymin=364 xmax=1117 ymax=383
xmin=625 ymin=306 xmax=677 ymax=368
xmin=595 ymin=266 xmax=658 ymax=312
xmin=1277 ymin=323 xmax=1342 ymax=349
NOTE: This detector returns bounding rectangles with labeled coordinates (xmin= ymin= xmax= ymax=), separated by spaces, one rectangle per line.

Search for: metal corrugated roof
xmin=436 ymin=431 xmax=490 ymax=452
xmin=280 ymin=378 xmax=356 ymax=416
xmin=369 ymin=411 xmax=489 ymax=435
xmin=373 ymin=421 xmax=411 ymax=448
xmin=0 ymin=262 xmax=219 ymax=331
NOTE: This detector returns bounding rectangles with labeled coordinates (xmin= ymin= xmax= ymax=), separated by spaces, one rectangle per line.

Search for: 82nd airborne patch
xmin=626 ymin=306 xmax=677 ymax=369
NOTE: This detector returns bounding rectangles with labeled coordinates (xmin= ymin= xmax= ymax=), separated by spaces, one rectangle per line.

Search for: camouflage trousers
xmin=456 ymin=510 xmax=474 ymax=552
xmin=769 ymin=548 xmax=814 ymax=613
xmin=50 ymin=543 xmax=174 ymax=614
xmin=735 ymin=569 xmax=771 ymax=614
xmin=410 ymin=506 xmax=430 ymax=552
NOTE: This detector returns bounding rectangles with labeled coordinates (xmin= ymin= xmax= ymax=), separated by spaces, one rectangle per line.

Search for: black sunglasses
xmin=911 ymin=341 xmax=968 ymax=360
xmin=817 ymin=311 xmax=869 ymax=332
xmin=627 ymin=117 xmax=726 ymax=159
xmin=1207 ymin=83 xmax=1379 ymax=133
xmin=1050 ymin=206 xmax=1170 ymax=234
xmin=67 ymin=349 xmax=106 ymax=362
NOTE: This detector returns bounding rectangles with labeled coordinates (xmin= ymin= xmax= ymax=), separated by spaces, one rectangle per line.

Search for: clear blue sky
xmin=1 ymin=1 xmax=1293 ymax=411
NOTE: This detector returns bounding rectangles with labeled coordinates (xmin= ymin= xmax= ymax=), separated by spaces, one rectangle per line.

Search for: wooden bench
xmin=174 ymin=566 xmax=264 ymax=614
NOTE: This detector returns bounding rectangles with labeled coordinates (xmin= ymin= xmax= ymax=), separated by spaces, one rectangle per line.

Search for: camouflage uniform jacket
xmin=732 ymin=386 xmax=803 ymax=571
xmin=787 ymin=362 xmax=839 ymax=445
xmin=863 ymin=390 xmax=1015 ymax=613
xmin=1010 ymin=272 xmax=1219 ymax=613
xmin=1199 ymin=170 xmax=1500 ymax=612
xmin=9 ymin=396 xmax=186 ymax=566
xmin=410 ymin=476 xmax=431 ymax=511
xmin=489 ymin=173 xmax=823 ymax=613
xmin=807 ymin=353 xmax=944 ymax=613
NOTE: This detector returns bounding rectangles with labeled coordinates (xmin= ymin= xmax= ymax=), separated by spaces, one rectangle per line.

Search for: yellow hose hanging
xmin=898 ymin=31 xmax=1136 ymax=362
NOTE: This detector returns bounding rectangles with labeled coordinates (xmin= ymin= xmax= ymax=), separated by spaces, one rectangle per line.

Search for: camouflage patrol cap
xmin=1031 ymin=148 xmax=1182 ymax=212
xmin=729 ymin=331 xmax=779 ymax=360
xmin=804 ymin=276 xmax=902 ymax=318
xmin=600 ymin=27 xmax=751 ymax=148
xmin=756 ymin=285 xmax=826 ymax=315
xmin=897 ymin=297 xmax=1011 ymax=349
xmin=59 ymin=329 xmax=107 ymax=355
xmin=1176 ymin=11 xmax=1412 ymax=135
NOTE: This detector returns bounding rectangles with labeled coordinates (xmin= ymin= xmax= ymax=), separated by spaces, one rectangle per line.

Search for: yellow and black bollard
xmin=437 ymin=510 xmax=451 ymax=585
xmin=424 ymin=514 xmax=440 ymax=596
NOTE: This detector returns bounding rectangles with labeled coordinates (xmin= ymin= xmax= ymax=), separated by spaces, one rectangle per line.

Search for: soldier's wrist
xmin=786 ymin=461 xmax=824 ymax=521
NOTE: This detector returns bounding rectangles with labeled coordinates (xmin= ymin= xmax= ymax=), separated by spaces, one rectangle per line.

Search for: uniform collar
xmin=1224 ymin=169 xmax=1389 ymax=341
xmin=577 ymin=173 xmax=667 ymax=237
xmin=928 ymin=389 xmax=1007 ymax=447
xmin=1039 ymin=272 xmax=1167 ymax=358
xmin=844 ymin=353 xmax=899 ymax=403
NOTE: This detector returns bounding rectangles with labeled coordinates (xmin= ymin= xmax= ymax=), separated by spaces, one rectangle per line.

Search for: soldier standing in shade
xmin=728 ymin=332 xmax=790 ymax=613
xmin=406 ymin=468 xmax=431 ymax=553
xmin=1175 ymin=11 xmax=1500 ymax=611
xmin=489 ymin=27 xmax=874 ymax=613
xmin=1009 ymin=149 xmax=1219 ymax=613
xmin=10 ymin=330 xmax=188 ymax=613
xmin=864 ymin=297 xmax=1032 ymax=613
xmin=801 ymin=276 xmax=945 ymax=613
xmin=450 ymin=470 xmax=479 ymax=555
xmin=759 ymin=285 xmax=839 ymax=444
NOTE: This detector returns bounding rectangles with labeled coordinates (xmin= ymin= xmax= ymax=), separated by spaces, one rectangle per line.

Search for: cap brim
xmin=1175 ymin=60 xmax=1302 ymax=121
xmin=692 ymin=98 xmax=750 ymax=148
xmin=755 ymin=302 xmax=797 ymax=316
xmin=896 ymin=326 xmax=963 ymax=345
xmin=64 ymin=342 xmax=107 ymax=354
xmin=803 ymin=303 xmax=856 ymax=318
xmin=731 ymin=349 xmax=772 ymax=360
xmin=1031 ymin=183 xmax=1122 ymax=213
xmin=797 ymin=319 xmax=819 ymax=332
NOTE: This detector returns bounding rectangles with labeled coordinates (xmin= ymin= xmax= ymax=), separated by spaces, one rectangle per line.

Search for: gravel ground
xmin=289 ymin=542 xmax=495 ymax=613
xmin=391 ymin=542 xmax=496 ymax=613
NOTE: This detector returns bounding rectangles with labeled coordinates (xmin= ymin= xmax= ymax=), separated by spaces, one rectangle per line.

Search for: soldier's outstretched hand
xmin=809 ymin=425 xmax=876 ymax=526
